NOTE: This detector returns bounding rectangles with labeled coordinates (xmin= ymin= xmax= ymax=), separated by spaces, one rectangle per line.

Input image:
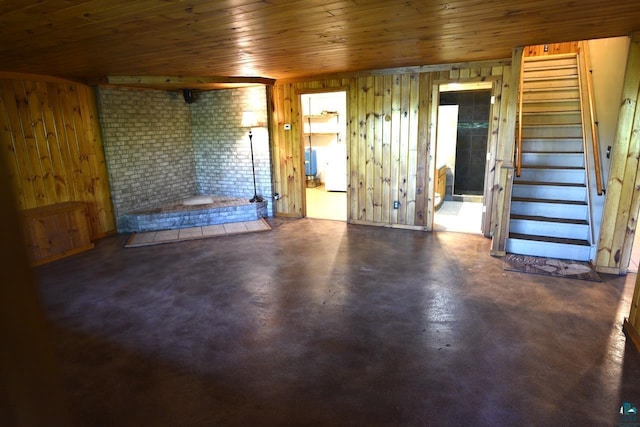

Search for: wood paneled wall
xmin=524 ymin=41 xmax=580 ymax=57
xmin=268 ymin=79 xmax=351 ymax=218
xmin=0 ymin=75 xmax=115 ymax=238
xmin=269 ymin=60 xmax=515 ymax=232
xmin=626 ymin=273 xmax=640 ymax=350
xmin=596 ymin=32 xmax=640 ymax=274
xmin=348 ymin=73 xmax=427 ymax=227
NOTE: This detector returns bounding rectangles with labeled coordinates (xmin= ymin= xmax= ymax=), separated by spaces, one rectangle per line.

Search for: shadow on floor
xmin=26 ymin=219 xmax=640 ymax=426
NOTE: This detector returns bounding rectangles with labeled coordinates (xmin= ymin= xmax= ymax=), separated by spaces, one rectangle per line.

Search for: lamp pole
xmin=242 ymin=111 xmax=263 ymax=203
xmin=248 ymin=129 xmax=263 ymax=203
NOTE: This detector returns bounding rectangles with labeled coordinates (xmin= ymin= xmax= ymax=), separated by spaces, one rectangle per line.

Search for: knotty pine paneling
xmin=524 ymin=42 xmax=580 ymax=57
xmin=2 ymin=0 xmax=640 ymax=82
xmin=627 ymin=273 xmax=640 ymax=349
xmin=596 ymin=32 xmax=640 ymax=273
xmin=0 ymin=77 xmax=115 ymax=238
xmin=270 ymin=61 xmax=512 ymax=230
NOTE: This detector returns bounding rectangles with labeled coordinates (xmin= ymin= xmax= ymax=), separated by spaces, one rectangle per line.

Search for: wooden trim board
xmin=623 ymin=318 xmax=640 ymax=352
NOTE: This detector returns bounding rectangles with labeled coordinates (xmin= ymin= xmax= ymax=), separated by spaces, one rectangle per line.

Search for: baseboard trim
xmin=596 ymin=265 xmax=621 ymax=275
xmin=276 ymin=212 xmax=302 ymax=218
xmin=348 ymin=219 xmax=428 ymax=232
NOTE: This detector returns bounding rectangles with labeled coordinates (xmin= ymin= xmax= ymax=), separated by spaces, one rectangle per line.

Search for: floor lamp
xmin=241 ymin=111 xmax=263 ymax=203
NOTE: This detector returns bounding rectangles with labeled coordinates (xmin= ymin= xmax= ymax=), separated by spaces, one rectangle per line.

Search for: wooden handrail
xmin=583 ymin=45 xmax=604 ymax=195
xmin=516 ymin=53 xmax=525 ymax=177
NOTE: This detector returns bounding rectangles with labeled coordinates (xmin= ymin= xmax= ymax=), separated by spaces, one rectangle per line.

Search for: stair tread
xmin=513 ymin=180 xmax=586 ymax=187
xmin=510 ymin=214 xmax=589 ymax=225
xmin=522 ymin=150 xmax=584 ymax=155
xmin=522 ymin=98 xmax=580 ymax=103
xmin=509 ymin=233 xmax=590 ymax=246
xmin=524 ymin=63 xmax=577 ymax=69
xmin=511 ymin=196 xmax=586 ymax=206
xmin=523 ymin=75 xmax=578 ymax=82
xmin=522 ymin=110 xmax=581 ymax=115
xmin=521 ymin=123 xmax=582 ymax=127
xmin=521 ymin=136 xmax=583 ymax=140
xmin=519 ymin=165 xmax=584 ymax=170
xmin=522 ymin=83 xmax=578 ymax=89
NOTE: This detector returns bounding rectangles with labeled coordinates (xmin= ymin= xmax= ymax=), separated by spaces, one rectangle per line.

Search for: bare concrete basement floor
xmin=33 ymin=218 xmax=640 ymax=426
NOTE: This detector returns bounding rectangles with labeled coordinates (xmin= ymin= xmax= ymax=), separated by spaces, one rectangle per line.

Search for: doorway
xmin=433 ymin=83 xmax=493 ymax=233
xmin=300 ymin=91 xmax=348 ymax=221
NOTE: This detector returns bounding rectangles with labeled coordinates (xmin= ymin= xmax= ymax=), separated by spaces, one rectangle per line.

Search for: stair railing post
xmin=516 ymin=52 xmax=525 ymax=177
xmin=582 ymin=43 xmax=604 ymax=196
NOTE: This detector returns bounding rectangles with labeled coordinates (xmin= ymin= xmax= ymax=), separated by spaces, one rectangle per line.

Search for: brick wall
xmin=98 ymin=88 xmax=196 ymax=230
xmin=98 ymin=85 xmax=272 ymax=232
xmin=190 ymin=86 xmax=272 ymax=208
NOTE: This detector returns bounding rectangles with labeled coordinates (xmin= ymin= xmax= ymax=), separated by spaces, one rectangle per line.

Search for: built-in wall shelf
xmin=301 ymin=92 xmax=348 ymax=192
xmin=303 ymin=111 xmax=340 ymax=146
xmin=305 ymin=113 xmax=338 ymax=119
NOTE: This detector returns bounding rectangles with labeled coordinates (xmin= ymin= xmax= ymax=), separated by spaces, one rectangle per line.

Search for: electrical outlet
xmin=393 ymin=200 xmax=400 ymax=209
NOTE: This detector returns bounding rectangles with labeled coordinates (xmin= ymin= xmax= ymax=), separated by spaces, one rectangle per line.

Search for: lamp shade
xmin=241 ymin=111 xmax=258 ymax=128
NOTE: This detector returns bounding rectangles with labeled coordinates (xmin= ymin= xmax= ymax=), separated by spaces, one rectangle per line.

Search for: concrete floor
xmin=33 ymin=218 xmax=640 ymax=426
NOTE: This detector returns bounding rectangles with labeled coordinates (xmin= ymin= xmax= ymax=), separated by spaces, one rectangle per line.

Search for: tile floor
xmin=125 ymin=219 xmax=271 ymax=247
xmin=305 ymin=186 xmax=483 ymax=233
xmin=433 ymin=200 xmax=483 ymax=234
xmin=305 ymin=184 xmax=347 ymax=221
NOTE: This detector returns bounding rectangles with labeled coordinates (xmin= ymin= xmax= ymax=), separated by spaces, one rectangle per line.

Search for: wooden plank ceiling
xmin=0 ymin=0 xmax=638 ymax=90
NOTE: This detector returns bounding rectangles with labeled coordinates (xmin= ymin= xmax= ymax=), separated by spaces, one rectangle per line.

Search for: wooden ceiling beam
xmin=90 ymin=75 xmax=275 ymax=91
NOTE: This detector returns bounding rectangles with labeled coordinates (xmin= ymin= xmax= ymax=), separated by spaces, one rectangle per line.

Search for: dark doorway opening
xmin=439 ymin=90 xmax=491 ymax=197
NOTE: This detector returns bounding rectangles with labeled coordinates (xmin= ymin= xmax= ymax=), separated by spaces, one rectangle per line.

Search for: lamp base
xmin=250 ymin=195 xmax=264 ymax=203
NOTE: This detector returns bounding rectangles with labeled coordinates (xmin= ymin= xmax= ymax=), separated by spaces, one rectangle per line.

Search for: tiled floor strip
xmin=125 ymin=219 xmax=271 ymax=247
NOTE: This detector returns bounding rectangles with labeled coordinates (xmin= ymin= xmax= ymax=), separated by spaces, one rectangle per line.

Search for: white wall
xmin=587 ymin=36 xmax=630 ymax=254
xmin=301 ymin=92 xmax=347 ymax=186
xmin=589 ymin=36 xmax=630 ymax=181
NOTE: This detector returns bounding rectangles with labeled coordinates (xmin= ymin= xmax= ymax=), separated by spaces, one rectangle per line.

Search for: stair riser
xmin=522 ymin=139 xmax=584 ymax=152
xmin=524 ymin=68 xmax=578 ymax=80
xmin=524 ymin=57 xmax=578 ymax=69
xmin=522 ymin=101 xmax=581 ymax=114
xmin=509 ymin=219 xmax=590 ymax=240
xmin=523 ymin=83 xmax=580 ymax=93
xmin=521 ymin=152 xmax=584 ymax=167
xmin=506 ymin=238 xmax=591 ymax=261
xmin=522 ymin=126 xmax=582 ymax=139
xmin=512 ymin=184 xmax=587 ymax=202
xmin=518 ymin=168 xmax=585 ymax=184
xmin=522 ymin=90 xmax=580 ymax=103
xmin=511 ymin=201 xmax=588 ymax=220
xmin=522 ymin=114 xmax=582 ymax=126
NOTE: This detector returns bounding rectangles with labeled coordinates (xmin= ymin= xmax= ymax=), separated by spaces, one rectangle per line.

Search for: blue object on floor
xmin=305 ymin=148 xmax=317 ymax=177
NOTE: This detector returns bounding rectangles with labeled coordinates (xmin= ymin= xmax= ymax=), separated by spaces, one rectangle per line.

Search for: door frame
xmin=295 ymin=88 xmax=349 ymax=219
xmin=429 ymin=78 xmax=503 ymax=236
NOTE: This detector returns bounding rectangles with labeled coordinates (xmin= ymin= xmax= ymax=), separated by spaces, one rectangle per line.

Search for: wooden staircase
xmin=507 ymin=53 xmax=594 ymax=261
